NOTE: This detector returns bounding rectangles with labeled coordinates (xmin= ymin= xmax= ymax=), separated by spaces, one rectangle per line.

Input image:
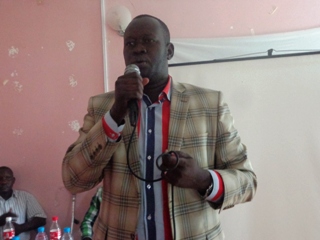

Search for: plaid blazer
xmin=62 ymin=81 xmax=257 ymax=240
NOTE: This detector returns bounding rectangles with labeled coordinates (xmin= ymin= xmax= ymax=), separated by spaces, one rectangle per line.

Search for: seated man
xmin=80 ymin=186 xmax=102 ymax=240
xmin=0 ymin=166 xmax=47 ymax=240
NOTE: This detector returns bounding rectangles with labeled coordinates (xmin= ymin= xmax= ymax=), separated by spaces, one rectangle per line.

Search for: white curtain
xmin=168 ymin=38 xmax=320 ymax=240
xmin=169 ymin=27 xmax=320 ymax=64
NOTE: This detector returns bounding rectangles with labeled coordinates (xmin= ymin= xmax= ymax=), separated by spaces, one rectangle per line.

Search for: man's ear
xmin=167 ymin=42 xmax=174 ymax=60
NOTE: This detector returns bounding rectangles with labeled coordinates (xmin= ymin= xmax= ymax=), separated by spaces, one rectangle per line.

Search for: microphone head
xmin=125 ymin=64 xmax=140 ymax=75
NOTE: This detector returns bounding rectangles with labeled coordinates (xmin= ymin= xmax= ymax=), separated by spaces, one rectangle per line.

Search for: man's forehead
xmin=0 ymin=169 xmax=13 ymax=176
xmin=126 ymin=17 xmax=160 ymax=32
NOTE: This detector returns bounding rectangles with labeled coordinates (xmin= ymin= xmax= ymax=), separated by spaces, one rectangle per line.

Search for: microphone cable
xmin=126 ymin=120 xmax=178 ymax=240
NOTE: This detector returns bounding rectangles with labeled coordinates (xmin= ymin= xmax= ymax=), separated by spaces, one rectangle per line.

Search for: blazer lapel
xmin=168 ymin=82 xmax=189 ymax=151
xmin=122 ymin=117 xmax=141 ymax=192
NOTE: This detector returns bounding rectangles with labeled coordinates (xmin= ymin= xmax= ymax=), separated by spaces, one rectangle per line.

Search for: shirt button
xmin=147 ymin=184 xmax=151 ymax=189
xmin=147 ymin=155 xmax=152 ymax=160
xmin=147 ymin=214 xmax=152 ymax=220
xmin=148 ymin=129 xmax=152 ymax=134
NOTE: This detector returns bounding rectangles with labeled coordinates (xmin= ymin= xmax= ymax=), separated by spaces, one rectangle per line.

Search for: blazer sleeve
xmin=62 ymin=94 xmax=119 ymax=194
xmin=210 ymin=91 xmax=257 ymax=210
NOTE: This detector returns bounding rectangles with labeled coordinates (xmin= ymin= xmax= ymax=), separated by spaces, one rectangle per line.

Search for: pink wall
xmin=1 ymin=0 xmax=319 ymax=238
xmin=0 ymin=1 xmax=103 ymax=238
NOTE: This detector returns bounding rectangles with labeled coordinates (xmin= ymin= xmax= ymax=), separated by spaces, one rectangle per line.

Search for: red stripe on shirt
xmin=161 ymin=97 xmax=172 ymax=240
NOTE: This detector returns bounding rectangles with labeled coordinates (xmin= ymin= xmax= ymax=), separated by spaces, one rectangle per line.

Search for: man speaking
xmin=62 ymin=14 xmax=257 ymax=240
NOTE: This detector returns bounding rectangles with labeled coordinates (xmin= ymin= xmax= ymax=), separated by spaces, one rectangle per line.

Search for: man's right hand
xmin=110 ymin=72 xmax=149 ymax=125
xmin=0 ymin=211 xmax=18 ymax=226
xmin=110 ymin=72 xmax=144 ymax=125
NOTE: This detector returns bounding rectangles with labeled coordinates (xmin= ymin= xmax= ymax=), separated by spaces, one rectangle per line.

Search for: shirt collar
xmin=143 ymin=75 xmax=172 ymax=105
xmin=0 ymin=190 xmax=16 ymax=201
xmin=159 ymin=75 xmax=172 ymax=103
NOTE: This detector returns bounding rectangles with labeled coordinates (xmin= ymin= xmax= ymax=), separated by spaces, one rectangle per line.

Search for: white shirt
xmin=0 ymin=190 xmax=47 ymax=240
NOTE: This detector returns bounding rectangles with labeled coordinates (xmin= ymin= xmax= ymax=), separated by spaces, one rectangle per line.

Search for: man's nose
xmin=133 ymin=42 xmax=147 ymax=53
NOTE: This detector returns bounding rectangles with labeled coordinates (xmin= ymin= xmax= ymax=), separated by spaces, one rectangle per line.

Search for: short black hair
xmin=131 ymin=14 xmax=171 ymax=43
xmin=0 ymin=166 xmax=13 ymax=176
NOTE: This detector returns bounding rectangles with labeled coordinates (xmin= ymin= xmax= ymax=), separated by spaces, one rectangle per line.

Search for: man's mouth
xmin=133 ymin=59 xmax=148 ymax=66
xmin=0 ymin=185 xmax=9 ymax=190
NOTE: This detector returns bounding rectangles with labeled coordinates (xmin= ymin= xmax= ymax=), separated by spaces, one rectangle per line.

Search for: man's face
xmin=123 ymin=17 xmax=173 ymax=81
xmin=0 ymin=169 xmax=15 ymax=193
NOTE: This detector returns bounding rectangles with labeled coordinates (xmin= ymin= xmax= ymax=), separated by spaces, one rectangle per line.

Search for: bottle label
xmin=3 ymin=229 xmax=15 ymax=239
xmin=50 ymin=229 xmax=61 ymax=240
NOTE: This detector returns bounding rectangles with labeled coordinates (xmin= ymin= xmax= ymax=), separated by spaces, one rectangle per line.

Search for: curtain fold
xmin=169 ymin=27 xmax=320 ymax=64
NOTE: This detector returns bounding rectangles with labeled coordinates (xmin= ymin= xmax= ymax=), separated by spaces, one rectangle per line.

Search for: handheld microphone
xmin=124 ymin=64 xmax=140 ymax=127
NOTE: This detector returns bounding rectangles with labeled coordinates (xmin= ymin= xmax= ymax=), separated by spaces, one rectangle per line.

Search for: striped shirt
xmin=103 ymin=77 xmax=224 ymax=239
xmin=0 ymin=190 xmax=47 ymax=240
xmin=135 ymin=77 xmax=172 ymax=240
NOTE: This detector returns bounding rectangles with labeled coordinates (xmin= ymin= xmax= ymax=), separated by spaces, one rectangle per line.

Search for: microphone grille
xmin=125 ymin=64 xmax=140 ymax=75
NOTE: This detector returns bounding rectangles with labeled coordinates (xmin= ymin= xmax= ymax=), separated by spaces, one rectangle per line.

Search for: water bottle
xmin=49 ymin=216 xmax=61 ymax=240
xmin=3 ymin=216 xmax=15 ymax=240
xmin=35 ymin=226 xmax=48 ymax=240
xmin=60 ymin=227 xmax=73 ymax=240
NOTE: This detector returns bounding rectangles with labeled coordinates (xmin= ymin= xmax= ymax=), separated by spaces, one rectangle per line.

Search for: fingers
xmin=158 ymin=151 xmax=181 ymax=186
xmin=8 ymin=209 xmax=17 ymax=217
xmin=112 ymin=73 xmax=145 ymax=120
xmin=161 ymin=170 xmax=178 ymax=186
xmin=114 ymin=73 xmax=145 ymax=108
xmin=142 ymin=78 xmax=149 ymax=86
xmin=159 ymin=150 xmax=201 ymax=189
xmin=158 ymin=151 xmax=179 ymax=171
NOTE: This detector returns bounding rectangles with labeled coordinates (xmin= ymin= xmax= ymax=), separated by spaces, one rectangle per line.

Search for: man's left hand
xmin=160 ymin=150 xmax=211 ymax=192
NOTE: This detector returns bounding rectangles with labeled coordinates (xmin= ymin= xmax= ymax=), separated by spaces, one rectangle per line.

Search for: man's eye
xmin=144 ymin=39 xmax=155 ymax=43
xmin=126 ymin=41 xmax=135 ymax=47
xmin=0 ymin=177 xmax=12 ymax=181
